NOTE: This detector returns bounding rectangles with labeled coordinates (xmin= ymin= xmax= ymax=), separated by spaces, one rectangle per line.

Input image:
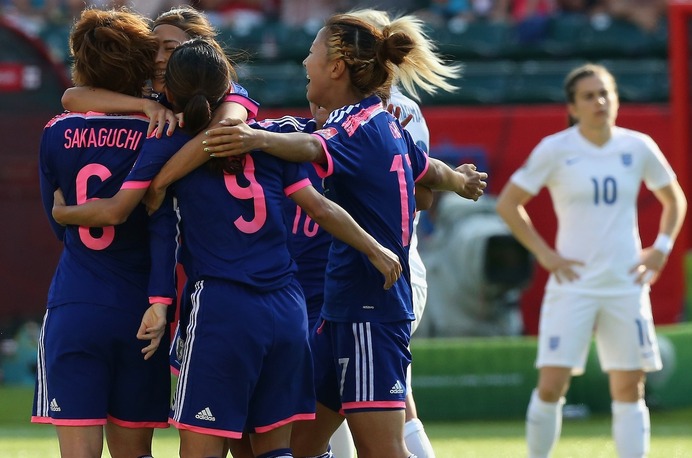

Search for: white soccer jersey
xmin=511 ymin=125 xmax=675 ymax=295
xmin=390 ymin=86 xmax=429 ymax=290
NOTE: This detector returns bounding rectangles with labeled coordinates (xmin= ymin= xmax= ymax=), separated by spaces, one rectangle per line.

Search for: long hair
xmin=324 ymin=10 xmax=461 ymax=102
xmin=154 ymin=5 xmax=238 ymax=82
xmin=70 ymin=8 xmax=157 ymax=96
xmin=165 ymin=38 xmax=231 ymax=135
xmin=165 ymin=39 xmax=243 ymax=174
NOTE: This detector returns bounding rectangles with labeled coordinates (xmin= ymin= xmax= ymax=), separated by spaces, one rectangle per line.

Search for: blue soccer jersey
xmin=311 ymin=95 xmax=429 ymax=323
xmin=129 ymin=131 xmax=311 ymax=293
xmin=137 ymin=130 xmax=316 ymax=435
xmin=256 ymin=116 xmax=332 ymax=324
xmin=39 ymin=112 xmax=152 ymax=311
xmin=35 ymin=111 xmax=170 ymax=427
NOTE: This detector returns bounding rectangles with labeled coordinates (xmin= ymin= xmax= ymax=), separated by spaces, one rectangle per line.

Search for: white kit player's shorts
xmin=536 ymin=289 xmax=662 ymax=375
xmin=410 ymin=282 xmax=428 ymax=336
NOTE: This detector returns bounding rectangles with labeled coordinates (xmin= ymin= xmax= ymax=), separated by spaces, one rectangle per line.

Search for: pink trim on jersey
xmin=284 ymin=177 xmax=312 ymax=196
xmin=149 ymin=296 xmax=173 ymax=305
xmin=254 ymin=412 xmax=316 ymax=433
xmin=108 ymin=414 xmax=169 ymax=429
xmin=44 ymin=111 xmax=149 ymax=128
xmin=121 ymin=180 xmax=151 ymax=190
xmin=30 ymin=415 xmax=52 ymax=424
xmin=413 ymin=156 xmax=430 ymax=183
xmin=31 ymin=416 xmax=107 ymax=426
xmin=224 ymin=94 xmax=259 ymax=120
xmin=169 ymin=418 xmax=243 ymax=439
xmin=342 ymin=400 xmax=406 ymax=411
xmin=170 ymin=365 xmax=180 ymax=376
xmin=310 ymin=133 xmax=333 ymax=178
xmin=341 ymin=103 xmax=382 ymax=137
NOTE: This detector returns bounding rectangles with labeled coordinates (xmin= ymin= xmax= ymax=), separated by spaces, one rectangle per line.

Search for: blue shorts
xmin=32 ymin=303 xmax=171 ymax=427
xmin=170 ymin=278 xmax=315 ymax=438
xmin=169 ymin=280 xmax=196 ymax=374
xmin=311 ymin=319 xmax=411 ymax=414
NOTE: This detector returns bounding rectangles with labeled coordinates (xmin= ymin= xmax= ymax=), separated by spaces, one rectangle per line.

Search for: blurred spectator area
xmin=18 ymin=6 xmax=671 ymax=107
xmin=216 ymin=13 xmax=670 ymax=107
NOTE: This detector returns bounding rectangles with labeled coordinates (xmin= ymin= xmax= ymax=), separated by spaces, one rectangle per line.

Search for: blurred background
xmin=0 ymin=0 xmax=690 ymax=420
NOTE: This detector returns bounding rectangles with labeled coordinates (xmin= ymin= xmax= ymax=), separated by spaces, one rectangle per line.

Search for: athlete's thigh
xmin=310 ymin=319 xmax=341 ymax=412
xmin=595 ymin=291 xmax=661 ymax=372
xmin=246 ymin=279 xmax=315 ymax=432
xmin=334 ymin=320 xmax=411 ymax=412
xmin=109 ymin=316 xmax=170 ymax=427
xmin=536 ymin=290 xmax=598 ymax=374
xmin=173 ymin=279 xmax=305 ymax=438
xmin=172 ymin=280 xmax=262 ymax=437
xmin=410 ymin=282 xmax=427 ymax=336
xmin=34 ymin=303 xmax=115 ymax=425
xmin=346 ymin=409 xmax=407 ymax=458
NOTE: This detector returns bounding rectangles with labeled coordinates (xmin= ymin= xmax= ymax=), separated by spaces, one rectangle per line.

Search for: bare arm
xmin=417 ymin=158 xmax=488 ymax=201
xmin=495 ymin=181 xmax=583 ymax=283
xmin=415 ymin=184 xmax=434 ymax=211
xmin=200 ymin=118 xmax=327 ymax=163
xmin=62 ymin=86 xmax=179 ymax=138
xmin=653 ymin=180 xmax=687 ymax=241
xmin=52 ymin=188 xmax=147 ymax=227
xmin=291 ymin=185 xmax=402 ymax=289
xmin=62 ymin=86 xmax=147 ymax=113
xmin=631 ymin=179 xmax=687 ymax=284
xmin=143 ymin=103 xmax=250 ymax=213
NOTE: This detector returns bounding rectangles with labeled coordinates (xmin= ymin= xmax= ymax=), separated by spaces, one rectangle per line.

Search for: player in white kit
xmin=496 ymin=63 xmax=687 ymax=458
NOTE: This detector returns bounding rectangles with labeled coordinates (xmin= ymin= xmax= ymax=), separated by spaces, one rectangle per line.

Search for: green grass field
xmin=1 ymin=386 xmax=691 ymax=457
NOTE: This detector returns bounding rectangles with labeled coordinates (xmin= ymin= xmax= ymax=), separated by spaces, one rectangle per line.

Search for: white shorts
xmin=410 ymin=281 xmax=428 ymax=336
xmin=536 ymin=289 xmax=662 ymax=376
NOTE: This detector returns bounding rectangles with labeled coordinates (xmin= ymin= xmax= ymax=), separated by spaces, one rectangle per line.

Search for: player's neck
xmin=578 ymin=124 xmax=611 ymax=147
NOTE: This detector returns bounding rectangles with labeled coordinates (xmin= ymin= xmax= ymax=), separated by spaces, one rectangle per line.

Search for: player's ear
xmin=567 ymin=103 xmax=579 ymax=124
xmin=331 ymin=58 xmax=346 ymax=80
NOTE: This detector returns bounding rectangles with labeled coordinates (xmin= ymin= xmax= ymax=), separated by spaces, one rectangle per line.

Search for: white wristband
xmin=653 ymin=233 xmax=673 ymax=255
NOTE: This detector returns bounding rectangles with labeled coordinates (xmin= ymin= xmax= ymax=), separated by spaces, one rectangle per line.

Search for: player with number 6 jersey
xmin=33 ymin=8 xmax=170 ymax=458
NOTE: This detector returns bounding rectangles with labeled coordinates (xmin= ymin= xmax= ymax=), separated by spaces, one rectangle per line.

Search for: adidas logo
xmin=195 ymin=407 xmax=216 ymax=421
xmin=389 ymin=380 xmax=405 ymax=394
xmin=50 ymin=398 xmax=61 ymax=412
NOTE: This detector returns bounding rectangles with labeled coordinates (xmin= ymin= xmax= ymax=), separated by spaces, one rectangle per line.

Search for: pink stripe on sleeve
xmin=224 ymin=94 xmax=259 ymax=120
xmin=121 ymin=180 xmax=151 ymax=190
xmin=149 ymin=296 xmax=173 ymax=305
xmin=310 ymin=133 xmax=333 ymax=178
xmin=284 ymin=177 xmax=312 ymax=196
xmin=413 ymin=155 xmax=430 ymax=183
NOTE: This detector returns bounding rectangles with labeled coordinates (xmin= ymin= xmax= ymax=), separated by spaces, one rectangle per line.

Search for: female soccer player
xmin=495 ymin=63 xmax=687 ymax=458
xmin=34 ymin=8 xmax=170 ymax=458
xmin=125 ymin=38 xmax=402 ymax=458
xmin=201 ymin=11 xmax=487 ymax=458
xmin=60 ymin=5 xmax=257 ymax=166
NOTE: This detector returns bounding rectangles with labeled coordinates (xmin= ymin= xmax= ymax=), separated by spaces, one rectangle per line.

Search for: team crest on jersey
xmin=315 ymin=127 xmax=338 ymax=140
xmin=621 ymin=153 xmax=633 ymax=166
xmin=549 ymin=336 xmax=560 ymax=350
